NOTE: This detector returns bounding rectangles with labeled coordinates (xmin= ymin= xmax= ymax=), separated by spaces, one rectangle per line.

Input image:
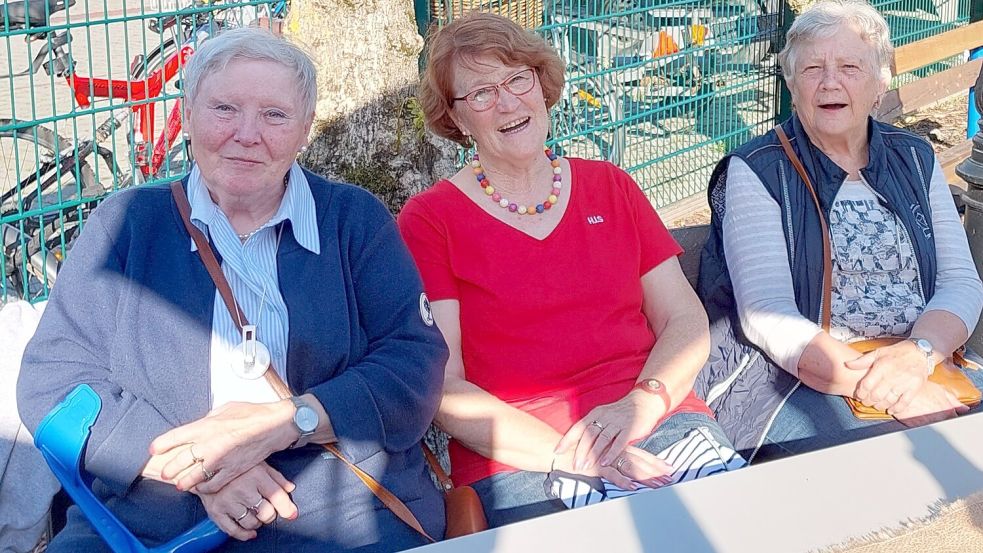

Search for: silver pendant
xmin=229 ymin=325 xmax=270 ymax=380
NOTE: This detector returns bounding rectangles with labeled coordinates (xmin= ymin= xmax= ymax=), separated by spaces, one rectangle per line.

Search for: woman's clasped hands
xmin=145 ymin=400 xmax=301 ymax=539
xmin=553 ymin=390 xmax=673 ymax=490
xmin=847 ymin=341 xmax=968 ymax=425
xmin=193 ymin=462 xmax=298 ymax=541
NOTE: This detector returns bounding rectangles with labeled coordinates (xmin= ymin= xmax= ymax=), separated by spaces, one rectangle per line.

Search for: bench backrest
xmin=670 ymin=224 xmax=709 ymax=289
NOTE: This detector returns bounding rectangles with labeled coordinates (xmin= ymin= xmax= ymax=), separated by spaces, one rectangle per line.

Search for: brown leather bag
xmin=422 ymin=442 xmax=488 ymax=538
xmin=844 ymin=338 xmax=982 ymax=419
xmin=773 ymin=126 xmax=981 ymax=420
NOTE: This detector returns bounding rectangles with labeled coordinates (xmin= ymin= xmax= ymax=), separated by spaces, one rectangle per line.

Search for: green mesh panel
xmin=1 ymin=1 xmax=286 ymax=304
xmin=424 ymin=0 xmax=971 ymax=208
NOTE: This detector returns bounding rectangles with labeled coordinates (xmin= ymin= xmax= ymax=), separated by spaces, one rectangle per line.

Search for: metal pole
xmin=968 ymin=3 xmax=983 ymax=140
xmin=956 ymin=66 xmax=983 ymax=352
xmin=414 ymin=0 xmax=433 ymax=73
xmin=775 ymin=0 xmax=795 ymax=123
xmin=969 ymin=48 xmax=981 ymax=139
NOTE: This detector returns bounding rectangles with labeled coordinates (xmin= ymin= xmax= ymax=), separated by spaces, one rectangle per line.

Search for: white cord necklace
xmin=229 ymin=224 xmax=286 ymax=380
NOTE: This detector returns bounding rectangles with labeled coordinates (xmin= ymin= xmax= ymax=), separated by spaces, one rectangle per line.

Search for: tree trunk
xmin=286 ymin=0 xmax=458 ymax=214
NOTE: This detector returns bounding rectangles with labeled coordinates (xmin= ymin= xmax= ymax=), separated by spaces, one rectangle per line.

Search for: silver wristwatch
xmin=909 ymin=338 xmax=936 ymax=375
xmin=289 ymin=396 xmax=319 ymax=449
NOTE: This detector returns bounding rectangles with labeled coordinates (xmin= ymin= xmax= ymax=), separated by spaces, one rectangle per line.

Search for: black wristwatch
xmin=289 ymin=396 xmax=319 ymax=449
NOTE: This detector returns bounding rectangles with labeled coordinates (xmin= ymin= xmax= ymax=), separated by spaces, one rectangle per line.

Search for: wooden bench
xmin=670 ymin=224 xmax=709 ymax=288
xmin=874 ymin=20 xmax=983 ymax=189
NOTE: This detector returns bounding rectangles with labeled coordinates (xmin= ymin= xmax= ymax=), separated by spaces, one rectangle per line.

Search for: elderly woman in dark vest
xmin=697 ymin=0 xmax=983 ymax=462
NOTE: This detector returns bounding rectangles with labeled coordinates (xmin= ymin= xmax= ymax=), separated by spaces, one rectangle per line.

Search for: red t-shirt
xmin=397 ymin=157 xmax=713 ymax=486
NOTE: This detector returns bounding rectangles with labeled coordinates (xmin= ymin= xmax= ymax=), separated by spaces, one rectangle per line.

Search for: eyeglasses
xmin=451 ymin=68 xmax=537 ymax=112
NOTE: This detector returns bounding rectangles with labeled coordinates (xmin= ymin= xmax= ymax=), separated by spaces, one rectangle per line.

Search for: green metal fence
xmin=427 ymin=0 xmax=976 ymax=207
xmin=0 ymin=0 xmax=977 ymax=305
xmin=428 ymin=0 xmax=783 ymax=207
xmin=1 ymin=0 xmax=285 ymax=304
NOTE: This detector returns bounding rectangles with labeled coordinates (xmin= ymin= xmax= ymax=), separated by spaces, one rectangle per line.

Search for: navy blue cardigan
xmin=17 ymin=170 xmax=448 ymax=551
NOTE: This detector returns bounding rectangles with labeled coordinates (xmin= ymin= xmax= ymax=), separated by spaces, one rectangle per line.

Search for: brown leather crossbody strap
xmin=421 ymin=441 xmax=453 ymax=492
xmin=170 ymin=182 xmax=435 ymax=543
xmin=774 ymin=125 xmax=832 ymax=332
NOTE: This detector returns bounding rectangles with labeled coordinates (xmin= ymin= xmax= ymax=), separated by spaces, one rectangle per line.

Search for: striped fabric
xmin=546 ymin=426 xmax=746 ymax=509
xmin=186 ymin=162 xmax=320 ymax=408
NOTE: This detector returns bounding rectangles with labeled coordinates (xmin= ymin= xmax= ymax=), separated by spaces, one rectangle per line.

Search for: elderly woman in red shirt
xmin=397 ymin=12 xmax=739 ymax=528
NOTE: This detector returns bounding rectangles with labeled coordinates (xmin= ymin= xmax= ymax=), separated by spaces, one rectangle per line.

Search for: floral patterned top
xmin=828 ymin=179 xmax=925 ymax=342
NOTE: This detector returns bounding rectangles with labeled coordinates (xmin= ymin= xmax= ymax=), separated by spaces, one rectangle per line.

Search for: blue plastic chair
xmin=33 ymin=384 xmax=228 ymax=553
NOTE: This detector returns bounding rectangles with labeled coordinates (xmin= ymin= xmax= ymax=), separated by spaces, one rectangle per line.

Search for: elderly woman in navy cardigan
xmin=17 ymin=28 xmax=447 ymax=551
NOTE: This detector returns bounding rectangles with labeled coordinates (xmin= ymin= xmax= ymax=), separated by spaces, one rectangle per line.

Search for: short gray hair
xmin=183 ymin=27 xmax=317 ymax=116
xmin=779 ymin=0 xmax=893 ymax=87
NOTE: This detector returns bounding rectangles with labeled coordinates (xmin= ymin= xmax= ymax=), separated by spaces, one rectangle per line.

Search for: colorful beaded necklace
xmin=472 ymin=147 xmax=561 ymax=215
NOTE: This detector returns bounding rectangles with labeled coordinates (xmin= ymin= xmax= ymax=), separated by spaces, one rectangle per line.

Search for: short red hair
xmin=418 ymin=12 xmax=566 ymax=145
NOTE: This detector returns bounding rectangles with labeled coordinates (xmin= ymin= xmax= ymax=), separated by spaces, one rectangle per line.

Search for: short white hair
xmin=778 ymin=0 xmax=893 ymax=87
xmin=183 ymin=27 xmax=317 ymax=116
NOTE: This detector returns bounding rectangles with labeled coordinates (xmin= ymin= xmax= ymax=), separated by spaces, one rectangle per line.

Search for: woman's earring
xmin=463 ymin=134 xmax=474 ymax=149
xmin=299 ymin=145 xmax=308 ymax=154
xmin=182 ymin=132 xmax=190 ymax=140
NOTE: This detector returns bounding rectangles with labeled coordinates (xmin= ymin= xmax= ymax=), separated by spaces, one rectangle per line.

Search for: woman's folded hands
xmin=886 ymin=380 xmax=968 ymax=427
xmin=192 ymin=462 xmax=298 ymax=541
xmin=847 ymin=340 xmax=932 ymax=413
xmin=553 ymin=392 xmax=672 ymax=490
xmin=149 ymin=400 xmax=298 ymax=493
xmin=140 ymin=400 xmax=303 ymax=538
xmin=846 ymin=341 xmax=967 ymax=424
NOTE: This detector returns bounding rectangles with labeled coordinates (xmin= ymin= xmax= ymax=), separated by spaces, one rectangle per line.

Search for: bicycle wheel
xmin=0 ymin=119 xmax=96 ymax=301
xmin=550 ymin=72 xmax=625 ymax=166
xmin=0 ymin=119 xmax=98 ymax=212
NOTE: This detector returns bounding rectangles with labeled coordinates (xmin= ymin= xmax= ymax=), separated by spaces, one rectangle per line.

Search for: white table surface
xmin=411 ymin=412 xmax=983 ymax=553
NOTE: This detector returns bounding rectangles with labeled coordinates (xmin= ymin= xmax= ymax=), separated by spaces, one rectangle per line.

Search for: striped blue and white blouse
xmin=187 ymin=162 xmax=320 ymax=407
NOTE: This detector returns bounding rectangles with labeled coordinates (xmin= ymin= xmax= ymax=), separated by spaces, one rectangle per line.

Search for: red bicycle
xmin=0 ymin=1 xmax=217 ymax=301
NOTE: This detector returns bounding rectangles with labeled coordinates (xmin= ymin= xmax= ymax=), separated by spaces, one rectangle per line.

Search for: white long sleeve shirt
xmin=722 ymin=156 xmax=983 ymax=376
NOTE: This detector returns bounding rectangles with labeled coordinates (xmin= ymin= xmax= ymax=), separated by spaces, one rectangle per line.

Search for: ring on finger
xmin=234 ymin=507 xmax=250 ymax=522
xmin=189 ymin=443 xmax=204 ymax=464
xmin=615 ymin=456 xmax=627 ymax=471
xmin=249 ymin=498 xmax=265 ymax=512
xmin=200 ymin=463 xmax=215 ymax=481
xmin=589 ymin=420 xmax=605 ymax=431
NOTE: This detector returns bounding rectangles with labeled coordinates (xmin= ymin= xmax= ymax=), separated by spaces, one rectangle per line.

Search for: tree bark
xmin=286 ymin=0 xmax=458 ymax=214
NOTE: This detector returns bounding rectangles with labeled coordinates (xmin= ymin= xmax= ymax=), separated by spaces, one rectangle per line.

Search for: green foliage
xmin=406 ymin=97 xmax=427 ymax=141
xmin=394 ymin=96 xmax=427 ymax=153
xmin=339 ymin=160 xmax=409 ymax=214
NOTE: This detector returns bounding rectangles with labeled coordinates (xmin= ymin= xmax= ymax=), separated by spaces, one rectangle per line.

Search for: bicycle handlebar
xmin=0 ymin=29 xmax=73 ymax=80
